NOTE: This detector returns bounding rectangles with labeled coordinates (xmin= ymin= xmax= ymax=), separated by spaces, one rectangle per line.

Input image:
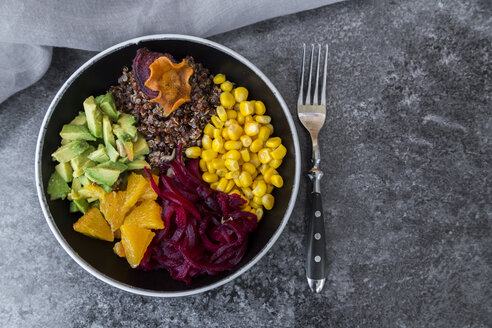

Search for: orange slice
xmin=124 ymin=200 xmax=163 ymax=230
xmin=120 ymin=224 xmax=155 ymax=268
xmin=73 ymin=207 xmax=114 ymax=242
xmin=100 ymin=191 xmax=126 ymax=232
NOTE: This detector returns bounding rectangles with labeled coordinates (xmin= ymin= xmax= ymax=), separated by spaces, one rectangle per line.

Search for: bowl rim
xmin=35 ymin=34 xmax=301 ymax=297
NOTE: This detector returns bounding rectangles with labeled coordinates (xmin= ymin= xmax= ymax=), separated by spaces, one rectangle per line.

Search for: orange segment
xmin=73 ymin=207 xmax=114 ymax=242
xmin=120 ymin=224 xmax=155 ymax=268
xmin=140 ymin=174 xmax=159 ymax=201
xmin=124 ymin=200 xmax=164 ymax=230
xmin=78 ymin=184 xmax=106 ymax=200
xmin=113 ymin=241 xmax=126 ymax=257
xmin=144 ymin=56 xmax=193 ymax=116
xmin=100 ymin=191 xmax=126 ymax=232
xmin=123 ymin=173 xmax=148 ymax=212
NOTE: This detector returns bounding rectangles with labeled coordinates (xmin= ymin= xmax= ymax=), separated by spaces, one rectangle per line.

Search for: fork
xmin=297 ymin=44 xmax=328 ymax=293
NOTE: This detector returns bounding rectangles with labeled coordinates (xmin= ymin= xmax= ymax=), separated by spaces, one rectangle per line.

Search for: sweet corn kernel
xmin=199 ymin=159 xmax=207 ymax=172
xmin=225 ymin=159 xmax=240 ymax=171
xmin=185 ymin=147 xmax=201 ymax=159
xmin=257 ymin=126 xmax=271 ymax=142
xmin=225 ymin=180 xmax=235 ymax=193
xmin=255 ymin=115 xmax=271 ymax=124
xmin=239 ymin=171 xmax=253 ymax=187
xmin=216 ymin=178 xmax=228 ymax=192
xmin=252 ymin=181 xmax=267 ymax=197
xmin=225 ymin=140 xmax=242 ymax=150
xmin=255 ymin=208 xmax=264 ymax=221
xmin=224 ymin=119 xmax=238 ymax=127
xmin=240 ymin=135 xmax=252 ymax=147
xmin=225 ymin=171 xmax=240 ymax=179
xmin=244 ymin=115 xmax=254 ymax=122
xmin=212 ymin=136 xmax=224 ymax=153
xmin=229 ymin=189 xmax=241 ymax=196
xmin=262 ymin=194 xmax=275 ymax=210
xmin=250 ymin=153 xmax=261 ymax=167
xmin=210 ymin=182 xmax=219 ymax=190
xmin=201 ymin=149 xmax=218 ymax=161
xmin=233 ymin=87 xmax=248 ymax=102
xmin=243 ymin=205 xmax=253 ymax=212
xmin=269 ymin=159 xmax=282 ymax=169
xmin=240 ymin=149 xmax=251 ymax=162
xmin=226 ymin=109 xmax=237 ymax=119
xmin=237 ymin=112 xmax=245 ymax=125
xmin=259 ymin=164 xmax=269 ymax=174
xmin=263 ymin=167 xmax=278 ymax=183
xmin=267 ymin=184 xmax=274 ymax=194
xmin=227 ymin=124 xmax=243 ymax=141
xmin=220 ymin=81 xmax=233 ymax=92
xmin=224 ymin=150 xmax=241 ymax=160
xmin=271 ymin=144 xmax=287 ymax=159
xmin=211 ymin=158 xmax=225 ymax=169
xmin=216 ymin=106 xmax=228 ymax=121
xmin=271 ymin=175 xmax=284 ymax=188
xmin=242 ymin=162 xmax=256 ymax=176
xmin=202 ymin=172 xmax=219 ymax=183
xmin=265 ymin=137 xmax=282 ymax=148
xmin=213 ymin=128 xmax=221 ymax=139
xmin=206 ymin=161 xmax=215 ymax=173
xmin=244 ymin=121 xmax=260 ymax=136
xmin=233 ymin=103 xmax=241 ymax=111
xmin=266 ymin=124 xmax=274 ymax=134
xmin=254 ymin=101 xmax=266 ymax=115
xmin=239 ymin=101 xmax=255 ymax=116
xmin=220 ymin=92 xmax=236 ymax=108
xmin=252 ymin=196 xmax=263 ymax=206
xmin=211 ymin=115 xmax=224 ymax=128
xmin=216 ymin=168 xmax=227 ymax=178
xmin=213 ymin=74 xmax=226 ymax=84
xmin=241 ymin=187 xmax=254 ymax=200
xmin=258 ymin=148 xmax=273 ymax=164
xmin=204 ymin=123 xmax=215 ymax=137
xmin=249 ymin=139 xmax=263 ymax=153
xmin=250 ymin=201 xmax=262 ymax=209
xmin=202 ymin=134 xmax=212 ymax=149
xmin=221 ymin=128 xmax=229 ymax=140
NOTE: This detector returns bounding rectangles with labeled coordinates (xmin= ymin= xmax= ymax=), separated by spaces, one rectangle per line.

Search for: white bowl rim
xmin=35 ymin=34 xmax=301 ymax=297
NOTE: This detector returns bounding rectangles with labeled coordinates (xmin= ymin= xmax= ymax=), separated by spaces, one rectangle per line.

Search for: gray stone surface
xmin=0 ymin=0 xmax=490 ymax=327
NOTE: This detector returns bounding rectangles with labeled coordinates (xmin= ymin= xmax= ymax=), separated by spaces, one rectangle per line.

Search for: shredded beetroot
xmin=140 ymin=147 xmax=257 ymax=284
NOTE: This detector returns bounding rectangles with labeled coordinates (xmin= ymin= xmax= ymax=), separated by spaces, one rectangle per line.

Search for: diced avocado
xmin=94 ymin=94 xmax=105 ymax=105
xmin=84 ymin=167 xmax=121 ymax=187
xmin=124 ymin=141 xmax=134 ymax=161
xmin=112 ymin=124 xmax=133 ymax=143
xmin=117 ymin=113 xmax=136 ymax=127
xmin=102 ymin=115 xmax=116 ymax=147
xmin=55 ymin=162 xmax=73 ymax=183
xmin=133 ymin=133 xmax=150 ymax=157
xmin=78 ymin=174 xmax=91 ymax=186
xmin=60 ymin=139 xmax=71 ymax=145
xmin=88 ymin=144 xmax=109 ymax=163
xmin=70 ymin=112 xmax=87 ymax=126
xmin=118 ymin=156 xmax=130 ymax=164
xmin=70 ymin=147 xmax=95 ymax=177
xmin=98 ymin=93 xmax=120 ymax=122
xmin=101 ymin=184 xmax=113 ymax=193
xmin=59 ymin=124 xmax=96 ymax=141
xmin=52 ymin=140 xmax=90 ymax=163
xmin=47 ymin=171 xmax=71 ymax=200
xmin=116 ymin=139 xmax=127 ymax=157
xmin=69 ymin=201 xmax=79 ymax=213
xmin=106 ymin=143 xmax=119 ymax=162
xmin=97 ymin=161 xmax=128 ymax=173
xmin=83 ymin=96 xmax=103 ymax=138
xmin=71 ymin=177 xmax=82 ymax=192
xmin=127 ymin=159 xmax=150 ymax=170
xmin=73 ymin=198 xmax=90 ymax=214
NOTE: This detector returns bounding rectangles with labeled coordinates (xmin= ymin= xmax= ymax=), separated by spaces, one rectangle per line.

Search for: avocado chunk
xmin=127 ymin=159 xmax=150 ymax=170
xmin=94 ymin=94 xmax=104 ymax=105
xmin=117 ymin=113 xmax=136 ymax=127
xmin=106 ymin=143 xmax=119 ymax=162
xmin=102 ymin=115 xmax=116 ymax=147
xmin=70 ymin=112 xmax=87 ymax=126
xmin=71 ymin=177 xmax=82 ymax=192
xmin=101 ymin=184 xmax=113 ymax=193
xmin=112 ymin=124 xmax=135 ymax=143
xmin=98 ymin=93 xmax=120 ymax=122
xmin=47 ymin=171 xmax=71 ymax=200
xmin=73 ymin=198 xmax=90 ymax=214
xmin=97 ymin=160 xmax=128 ymax=173
xmin=52 ymin=140 xmax=90 ymax=163
xmin=115 ymin=139 xmax=127 ymax=157
xmin=88 ymin=144 xmax=109 ymax=163
xmin=69 ymin=201 xmax=79 ymax=213
xmin=83 ymin=96 xmax=103 ymax=138
xmin=84 ymin=167 xmax=121 ymax=187
xmin=59 ymin=124 xmax=96 ymax=141
xmin=70 ymin=147 xmax=95 ymax=177
xmin=55 ymin=162 xmax=73 ymax=183
xmin=133 ymin=133 xmax=149 ymax=157
xmin=78 ymin=174 xmax=91 ymax=186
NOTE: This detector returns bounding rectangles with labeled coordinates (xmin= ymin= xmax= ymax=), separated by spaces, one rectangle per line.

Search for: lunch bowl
xmin=35 ymin=34 xmax=300 ymax=297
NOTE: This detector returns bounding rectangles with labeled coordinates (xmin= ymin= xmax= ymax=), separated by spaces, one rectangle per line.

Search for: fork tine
xmin=305 ymin=44 xmax=314 ymax=105
xmin=297 ymin=44 xmax=306 ymax=106
xmin=321 ymin=44 xmax=328 ymax=106
xmin=313 ymin=44 xmax=321 ymax=105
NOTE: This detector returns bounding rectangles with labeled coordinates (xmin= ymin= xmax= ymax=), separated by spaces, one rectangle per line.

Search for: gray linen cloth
xmin=0 ymin=0 xmax=341 ymax=104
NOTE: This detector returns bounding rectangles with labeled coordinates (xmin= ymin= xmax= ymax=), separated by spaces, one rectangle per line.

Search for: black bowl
xmin=35 ymin=35 xmax=300 ymax=297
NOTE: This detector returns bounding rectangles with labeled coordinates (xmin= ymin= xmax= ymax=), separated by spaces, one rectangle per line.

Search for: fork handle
xmin=306 ymin=170 xmax=326 ymax=293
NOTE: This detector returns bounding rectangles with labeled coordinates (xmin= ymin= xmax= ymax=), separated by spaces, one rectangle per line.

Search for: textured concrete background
xmin=0 ymin=0 xmax=491 ymax=327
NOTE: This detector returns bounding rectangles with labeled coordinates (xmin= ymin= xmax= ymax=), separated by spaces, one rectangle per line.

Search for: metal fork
xmin=297 ymin=44 xmax=328 ymax=293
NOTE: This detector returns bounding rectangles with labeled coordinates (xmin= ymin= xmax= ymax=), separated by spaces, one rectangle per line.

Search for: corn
xmin=225 ymin=180 xmax=235 ymax=193
xmin=210 ymin=115 xmax=223 ymax=129
xmin=234 ymin=103 xmax=241 ymax=111
xmin=204 ymin=123 xmax=215 ymax=137
xmin=216 ymin=168 xmax=227 ymax=178
xmin=265 ymin=137 xmax=281 ymax=148
xmin=221 ymin=128 xmax=229 ymax=140
xmin=257 ymin=126 xmax=271 ymax=142
xmin=252 ymin=181 xmax=267 ymax=197
xmin=262 ymin=194 xmax=275 ymax=210
xmin=220 ymin=81 xmax=233 ymax=92
xmin=271 ymin=144 xmax=287 ymax=159
xmin=255 ymin=115 xmax=271 ymax=124
xmin=234 ymin=177 xmax=242 ymax=188
xmin=252 ymin=196 xmax=263 ymax=206
xmin=225 ymin=171 xmax=240 ymax=179
xmin=201 ymin=149 xmax=218 ymax=161
xmin=227 ymin=124 xmax=243 ymax=141
xmin=233 ymin=87 xmax=248 ymax=102
xmin=210 ymin=182 xmax=219 ymax=190
xmin=213 ymin=74 xmax=226 ymax=84
xmin=271 ymin=175 xmax=284 ymax=188
xmin=259 ymin=164 xmax=269 ymax=175
xmin=240 ymin=149 xmax=251 ymax=162
xmin=266 ymin=124 xmax=274 ymax=134
xmin=244 ymin=121 xmax=260 ymax=136
xmin=229 ymin=189 xmax=241 ymax=196
xmin=216 ymin=178 xmax=228 ymax=192
xmin=267 ymin=184 xmax=274 ymax=194
xmin=213 ymin=128 xmax=221 ymax=139
xmin=225 ymin=159 xmax=240 ymax=171
xmin=211 ymin=158 xmax=225 ymax=169
xmin=239 ymin=101 xmax=255 ymax=116
xmin=224 ymin=140 xmax=242 ymax=150
xmin=240 ymin=135 xmax=252 ymax=147
xmin=258 ymin=148 xmax=273 ymax=164
xmin=224 ymin=119 xmax=236 ymax=127
xmin=237 ymin=112 xmax=245 ymax=125
xmin=269 ymin=159 xmax=282 ymax=169
xmin=263 ymin=167 xmax=278 ymax=183
xmin=254 ymin=101 xmax=266 ymax=115
xmin=185 ymin=147 xmax=201 ymax=159
xmin=255 ymin=208 xmax=264 ymax=221
xmin=202 ymin=172 xmax=218 ymax=183
xmin=199 ymin=159 xmax=207 ymax=172
xmin=202 ymin=134 xmax=212 ymax=149
xmin=216 ymin=106 xmax=228 ymax=121
xmin=239 ymin=171 xmax=253 ymax=187
xmin=243 ymin=205 xmax=253 ymax=212
xmin=226 ymin=109 xmax=237 ymax=119
xmin=224 ymin=150 xmax=241 ymax=160
xmin=220 ymin=92 xmax=236 ymax=108
xmin=250 ymin=201 xmax=262 ymax=209
xmin=249 ymin=153 xmax=261 ymax=167
xmin=244 ymin=115 xmax=254 ymax=122
xmin=241 ymin=162 xmax=256 ymax=176
xmin=241 ymin=187 xmax=254 ymax=200
xmin=212 ymin=136 xmax=224 ymax=153
xmin=249 ymin=139 xmax=263 ymax=153
xmin=206 ymin=161 xmax=215 ymax=173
